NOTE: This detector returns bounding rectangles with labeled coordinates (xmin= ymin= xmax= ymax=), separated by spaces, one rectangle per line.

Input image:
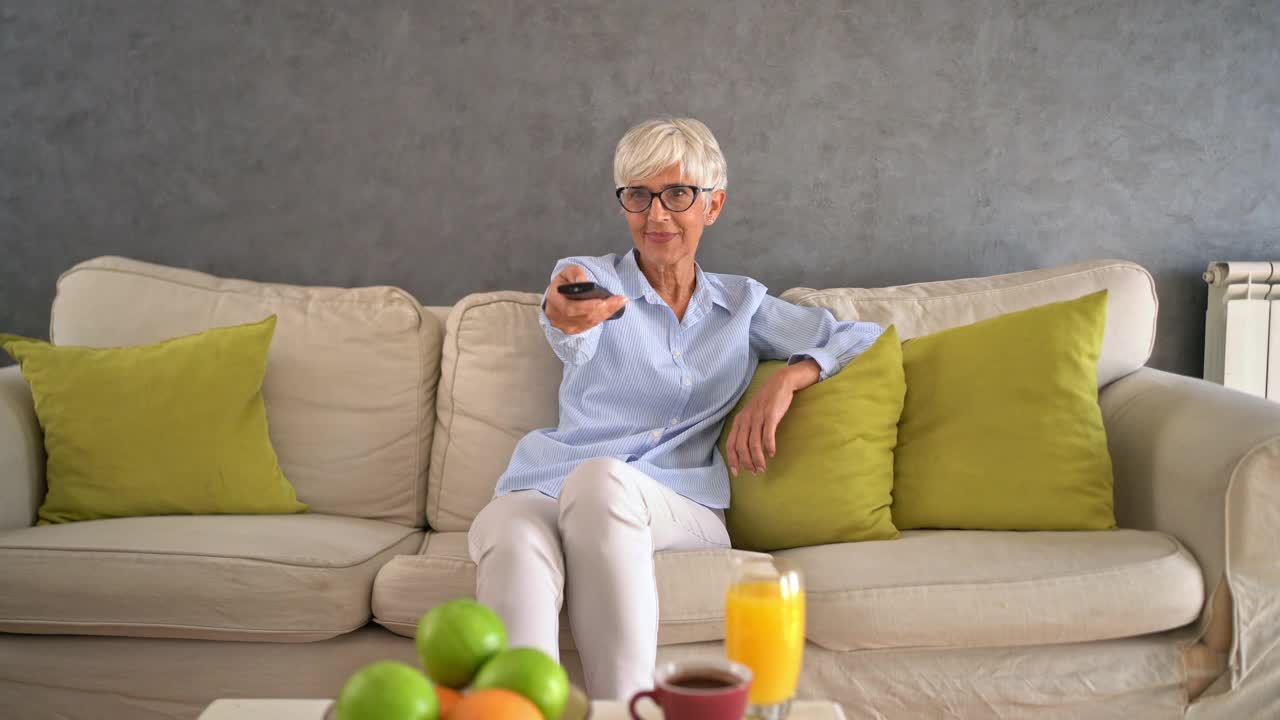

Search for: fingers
xmin=546 ymin=264 xmax=628 ymax=334
xmin=558 ymin=296 xmax=598 ymax=319
xmin=725 ymin=418 xmax=741 ymax=476
xmin=585 ymin=301 xmax=613 ymax=326
xmin=728 ymin=386 xmax=793 ymax=478
xmin=547 ymin=294 xmax=626 ymax=334
xmin=764 ymin=412 xmax=779 ymax=459
xmin=545 ymin=297 xmax=589 ymax=334
xmin=733 ymin=413 xmax=753 ymax=475
xmin=748 ymin=411 xmax=767 ymax=473
xmin=764 ymin=392 xmax=790 ymax=460
xmin=598 ymin=295 xmax=627 ymax=318
xmin=555 ymin=264 xmax=589 ymax=285
xmin=575 ymin=295 xmax=624 ymax=328
xmin=562 ymin=300 xmax=604 ymax=331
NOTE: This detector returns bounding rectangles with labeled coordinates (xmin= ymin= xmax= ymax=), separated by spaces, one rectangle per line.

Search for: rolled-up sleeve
xmin=748 ymin=293 xmax=884 ymax=381
xmin=539 ymin=258 xmax=604 ymax=366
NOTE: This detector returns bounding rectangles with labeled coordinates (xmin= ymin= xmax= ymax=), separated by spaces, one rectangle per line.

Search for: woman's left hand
xmin=725 ymin=359 xmax=821 ymax=476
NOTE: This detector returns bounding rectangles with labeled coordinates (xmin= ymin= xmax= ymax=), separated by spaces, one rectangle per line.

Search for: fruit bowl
xmin=335 ymin=599 xmax=591 ymax=720
xmin=323 ymin=683 xmax=590 ymax=720
xmin=560 ymin=681 xmax=588 ymax=712
xmin=560 ymin=684 xmax=591 ymax=720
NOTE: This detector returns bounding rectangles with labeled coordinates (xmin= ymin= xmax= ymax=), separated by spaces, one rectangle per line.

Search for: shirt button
xmin=673 ymin=350 xmax=682 ymax=358
xmin=651 ymin=430 xmax=661 ymax=439
xmin=670 ymin=418 xmax=679 ymax=426
xmin=682 ymin=377 xmax=691 ymax=386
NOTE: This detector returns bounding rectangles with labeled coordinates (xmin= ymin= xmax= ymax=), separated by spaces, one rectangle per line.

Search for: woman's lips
xmin=646 ymin=232 xmax=675 ymax=243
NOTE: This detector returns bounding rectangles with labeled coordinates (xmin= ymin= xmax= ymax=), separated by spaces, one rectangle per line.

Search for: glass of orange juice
xmin=724 ymin=556 xmax=805 ymax=720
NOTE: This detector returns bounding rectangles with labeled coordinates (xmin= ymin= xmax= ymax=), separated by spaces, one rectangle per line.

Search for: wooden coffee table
xmin=198 ymin=698 xmax=848 ymax=719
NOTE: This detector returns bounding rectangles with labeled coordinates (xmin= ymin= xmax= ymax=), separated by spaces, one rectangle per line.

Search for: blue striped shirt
xmin=494 ymin=249 xmax=885 ymax=509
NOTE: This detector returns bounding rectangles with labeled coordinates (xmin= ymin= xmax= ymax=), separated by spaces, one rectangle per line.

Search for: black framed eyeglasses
xmin=615 ymin=185 xmax=715 ymax=213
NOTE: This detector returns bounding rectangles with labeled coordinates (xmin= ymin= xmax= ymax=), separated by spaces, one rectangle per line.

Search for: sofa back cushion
xmin=781 ymin=259 xmax=1156 ymax=387
xmin=428 ymin=261 xmax=1157 ymax=531
xmin=50 ymin=256 xmax=441 ymax=527
xmin=428 ymin=292 xmax=560 ymax=531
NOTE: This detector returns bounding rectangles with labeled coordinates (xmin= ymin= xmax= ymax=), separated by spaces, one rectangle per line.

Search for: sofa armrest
xmin=0 ymin=364 xmax=43 ymax=530
xmin=1100 ymin=367 xmax=1280 ymax=689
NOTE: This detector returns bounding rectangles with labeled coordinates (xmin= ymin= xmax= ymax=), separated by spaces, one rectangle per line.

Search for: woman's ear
xmin=705 ymin=189 xmax=726 ymax=224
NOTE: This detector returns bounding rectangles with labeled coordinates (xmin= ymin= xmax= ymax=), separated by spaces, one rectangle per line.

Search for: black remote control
xmin=557 ymin=281 xmax=626 ymax=320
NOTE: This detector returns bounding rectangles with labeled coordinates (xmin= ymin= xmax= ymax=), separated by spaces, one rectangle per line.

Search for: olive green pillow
xmin=0 ymin=316 xmax=307 ymax=524
xmin=892 ymin=290 xmax=1116 ymax=531
xmin=719 ymin=326 xmax=904 ymax=551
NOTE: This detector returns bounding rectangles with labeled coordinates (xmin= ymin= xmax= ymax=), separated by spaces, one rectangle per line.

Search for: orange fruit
xmin=434 ymin=685 xmax=462 ymax=717
xmin=449 ymin=688 xmax=541 ymax=720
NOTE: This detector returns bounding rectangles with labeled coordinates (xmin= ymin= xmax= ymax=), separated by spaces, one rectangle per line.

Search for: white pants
xmin=468 ymin=457 xmax=731 ymax=700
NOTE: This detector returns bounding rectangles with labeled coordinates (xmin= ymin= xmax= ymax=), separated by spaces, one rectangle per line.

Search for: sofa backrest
xmin=43 ymin=256 xmax=1156 ymax=533
xmin=428 ymin=258 xmax=1158 ymax=531
xmin=50 ymin=256 xmax=442 ymax=527
xmin=782 ymin=259 xmax=1156 ymax=387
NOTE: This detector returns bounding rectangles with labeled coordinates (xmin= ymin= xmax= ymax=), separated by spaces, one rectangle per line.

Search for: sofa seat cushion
xmin=371 ymin=532 xmax=767 ymax=646
xmin=775 ymin=529 xmax=1203 ymax=651
xmin=0 ymin=514 xmax=423 ymax=642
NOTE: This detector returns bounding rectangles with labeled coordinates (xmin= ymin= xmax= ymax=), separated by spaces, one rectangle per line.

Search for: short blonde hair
xmin=613 ymin=118 xmax=728 ymax=198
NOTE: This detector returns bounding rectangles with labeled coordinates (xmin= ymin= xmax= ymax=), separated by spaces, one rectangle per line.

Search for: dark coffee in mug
xmin=629 ymin=660 xmax=753 ymax=720
xmin=667 ymin=672 xmax=738 ymax=690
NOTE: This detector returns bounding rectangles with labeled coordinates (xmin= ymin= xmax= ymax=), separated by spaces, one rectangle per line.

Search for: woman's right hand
xmin=544 ymin=264 xmax=628 ymax=335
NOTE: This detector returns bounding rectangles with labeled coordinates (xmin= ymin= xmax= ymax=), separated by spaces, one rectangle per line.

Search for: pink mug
xmin=628 ymin=659 xmax=752 ymax=720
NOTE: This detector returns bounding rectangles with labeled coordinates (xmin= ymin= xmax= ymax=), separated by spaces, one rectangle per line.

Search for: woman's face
xmin=621 ymin=163 xmax=725 ymax=269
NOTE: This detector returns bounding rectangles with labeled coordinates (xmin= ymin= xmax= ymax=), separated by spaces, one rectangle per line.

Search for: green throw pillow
xmin=719 ymin=326 xmax=904 ymax=551
xmin=892 ymin=290 xmax=1116 ymax=531
xmin=0 ymin=316 xmax=307 ymax=524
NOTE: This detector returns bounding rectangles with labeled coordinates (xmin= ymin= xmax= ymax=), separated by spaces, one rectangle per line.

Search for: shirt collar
xmin=617 ymin=248 xmax=732 ymax=311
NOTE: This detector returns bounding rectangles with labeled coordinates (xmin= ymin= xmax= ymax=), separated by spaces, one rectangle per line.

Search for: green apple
xmin=416 ymin=598 xmax=508 ymax=688
xmin=335 ymin=660 xmax=438 ymax=720
xmin=471 ymin=647 xmax=569 ymax=720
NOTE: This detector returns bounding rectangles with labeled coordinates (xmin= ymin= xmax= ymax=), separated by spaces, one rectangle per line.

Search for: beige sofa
xmin=1 ymin=255 xmax=1278 ymax=719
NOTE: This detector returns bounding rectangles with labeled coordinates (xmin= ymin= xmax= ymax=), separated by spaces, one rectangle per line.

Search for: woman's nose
xmin=647 ymin=197 xmax=671 ymax=220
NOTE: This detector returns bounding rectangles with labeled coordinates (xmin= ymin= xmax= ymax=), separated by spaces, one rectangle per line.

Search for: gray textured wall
xmin=2 ymin=1 xmax=1278 ymax=376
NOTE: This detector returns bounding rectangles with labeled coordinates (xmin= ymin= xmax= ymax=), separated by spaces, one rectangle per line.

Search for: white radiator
xmin=1203 ymin=261 xmax=1279 ymax=400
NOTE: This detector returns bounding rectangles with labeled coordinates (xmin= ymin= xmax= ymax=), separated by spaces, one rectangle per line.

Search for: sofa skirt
xmin=0 ymin=625 xmax=1203 ymax=719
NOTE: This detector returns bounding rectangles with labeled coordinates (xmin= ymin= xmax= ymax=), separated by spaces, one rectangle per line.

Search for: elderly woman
xmin=468 ymin=117 xmax=884 ymax=699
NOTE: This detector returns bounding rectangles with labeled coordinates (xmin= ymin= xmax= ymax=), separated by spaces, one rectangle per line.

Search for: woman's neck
xmin=637 ymin=253 xmax=697 ymax=316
